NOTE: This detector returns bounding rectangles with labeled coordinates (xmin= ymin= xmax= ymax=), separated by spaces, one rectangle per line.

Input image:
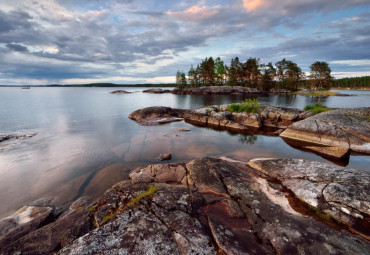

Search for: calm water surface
xmin=0 ymin=87 xmax=369 ymax=218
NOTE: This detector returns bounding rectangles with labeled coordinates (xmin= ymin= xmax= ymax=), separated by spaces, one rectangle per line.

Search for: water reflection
xmin=226 ymin=131 xmax=258 ymax=145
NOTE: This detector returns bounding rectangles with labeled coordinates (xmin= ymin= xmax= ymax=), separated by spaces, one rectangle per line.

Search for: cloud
xmin=0 ymin=0 xmax=369 ymax=85
xmin=6 ymin=43 xmax=28 ymax=52
xmin=242 ymin=0 xmax=264 ymax=11
xmin=167 ymin=5 xmax=221 ymax=22
xmin=331 ymin=60 xmax=370 ymax=66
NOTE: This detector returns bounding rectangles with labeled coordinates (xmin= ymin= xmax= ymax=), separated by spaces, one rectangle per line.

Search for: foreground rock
xmin=55 ymin=158 xmax=369 ymax=254
xmin=129 ymin=105 xmax=312 ymax=131
xmin=110 ymin=90 xmax=131 ymax=94
xmin=0 ymin=198 xmax=91 ymax=255
xmin=280 ymin=107 xmax=370 ymax=158
xmin=248 ymin=158 xmax=370 ymax=239
xmin=2 ymin=158 xmax=369 ymax=254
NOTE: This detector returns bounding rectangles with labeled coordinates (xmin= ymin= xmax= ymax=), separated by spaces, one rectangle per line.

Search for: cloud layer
xmin=0 ymin=0 xmax=369 ymax=85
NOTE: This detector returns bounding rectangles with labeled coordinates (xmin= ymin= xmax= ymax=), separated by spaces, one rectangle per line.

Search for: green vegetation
xmin=304 ymin=103 xmax=331 ymax=114
xmin=127 ymin=186 xmax=158 ymax=206
xmin=100 ymin=185 xmax=158 ymax=225
xmin=226 ymin=99 xmax=261 ymax=113
xmin=295 ymin=90 xmax=339 ymax=96
xmin=332 ymin=76 xmax=370 ymax=89
xmin=176 ymin=57 xmax=370 ymax=91
xmin=309 ymin=61 xmax=333 ymax=89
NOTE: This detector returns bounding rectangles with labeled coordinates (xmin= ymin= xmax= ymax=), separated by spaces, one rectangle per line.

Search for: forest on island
xmin=176 ymin=57 xmax=369 ymax=91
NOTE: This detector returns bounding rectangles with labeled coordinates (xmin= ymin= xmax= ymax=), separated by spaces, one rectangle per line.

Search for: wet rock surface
xmin=129 ymin=105 xmax=312 ymax=132
xmin=52 ymin=157 xmax=369 ymax=254
xmin=280 ymin=107 xmax=370 ymax=158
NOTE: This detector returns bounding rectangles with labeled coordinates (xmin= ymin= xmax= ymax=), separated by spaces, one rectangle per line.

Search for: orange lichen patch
xmin=203 ymin=202 xmax=251 ymax=230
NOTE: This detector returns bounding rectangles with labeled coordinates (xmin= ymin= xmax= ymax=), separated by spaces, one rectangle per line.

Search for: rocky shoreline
xmin=1 ymin=157 xmax=369 ymax=254
xmin=128 ymin=105 xmax=370 ymax=160
xmin=143 ymin=86 xmax=265 ymax=95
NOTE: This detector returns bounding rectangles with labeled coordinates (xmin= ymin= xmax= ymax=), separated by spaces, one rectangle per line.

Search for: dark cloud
xmin=6 ymin=43 xmax=28 ymax=52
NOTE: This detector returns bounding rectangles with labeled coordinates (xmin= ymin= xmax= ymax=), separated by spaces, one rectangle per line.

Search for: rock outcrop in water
xmin=110 ymin=90 xmax=131 ymax=94
xmin=129 ymin=105 xmax=312 ymax=131
xmin=2 ymin=157 xmax=369 ymax=254
xmin=280 ymin=107 xmax=370 ymax=158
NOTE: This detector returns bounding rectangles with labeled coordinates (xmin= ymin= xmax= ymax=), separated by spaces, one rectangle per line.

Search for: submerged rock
xmin=280 ymin=107 xmax=370 ymax=158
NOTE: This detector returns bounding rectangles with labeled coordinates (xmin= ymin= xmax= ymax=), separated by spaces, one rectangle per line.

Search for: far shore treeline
xmin=176 ymin=57 xmax=370 ymax=91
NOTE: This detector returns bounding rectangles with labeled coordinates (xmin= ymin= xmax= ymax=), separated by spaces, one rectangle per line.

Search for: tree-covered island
xmin=176 ymin=57 xmax=369 ymax=91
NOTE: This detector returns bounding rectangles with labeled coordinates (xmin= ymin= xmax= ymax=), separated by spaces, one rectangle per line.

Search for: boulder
xmin=128 ymin=106 xmax=185 ymax=125
xmin=280 ymin=107 xmax=370 ymax=158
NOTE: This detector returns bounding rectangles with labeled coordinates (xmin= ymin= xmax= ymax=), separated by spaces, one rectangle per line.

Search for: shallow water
xmin=0 ymin=87 xmax=369 ymax=218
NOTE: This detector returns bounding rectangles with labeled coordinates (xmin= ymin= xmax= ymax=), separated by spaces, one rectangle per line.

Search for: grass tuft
xmin=304 ymin=103 xmax=331 ymax=114
xmin=100 ymin=185 xmax=158 ymax=225
xmin=226 ymin=99 xmax=261 ymax=113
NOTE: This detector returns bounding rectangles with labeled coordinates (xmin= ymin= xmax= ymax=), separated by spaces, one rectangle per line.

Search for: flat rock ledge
xmin=2 ymin=157 xmax=369 ymax=254
xmin=280 ymin=107 xmax=370 ymax=158
xmin=129 ymin=105 xmax=312 ymax=131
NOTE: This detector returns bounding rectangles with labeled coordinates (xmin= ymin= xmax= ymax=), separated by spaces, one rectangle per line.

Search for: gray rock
xmin=57 ymin=158 xmax=369 ymax=254
xmin=128 ymin=106 xmax=185 ymax=125
xmin=248 ymin=158 xmax=370 ymax=238
xmin=280 ymin=107 xmax=370 ymax=158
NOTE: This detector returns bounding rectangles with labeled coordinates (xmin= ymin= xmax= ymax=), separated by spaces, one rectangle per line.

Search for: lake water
xmin=0 ymin=87 xmax=369 ymax=218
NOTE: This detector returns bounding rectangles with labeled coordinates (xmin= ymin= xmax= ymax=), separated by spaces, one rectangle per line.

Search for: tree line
xmin=176 ymin=57 xmax=335 ymax=91
xmin=332 ymin=76 xmax=370 ymax=88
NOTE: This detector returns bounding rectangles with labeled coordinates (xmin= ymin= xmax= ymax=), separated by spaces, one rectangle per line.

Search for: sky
xmin=0 ymin=0 xmax=370 ymax=85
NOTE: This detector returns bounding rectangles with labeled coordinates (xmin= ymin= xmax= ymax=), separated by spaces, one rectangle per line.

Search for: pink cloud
xmin=167 ymin=5 xmax=221 ymax=22
xmin=242 ymin=0 xmax=265 ymax=11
